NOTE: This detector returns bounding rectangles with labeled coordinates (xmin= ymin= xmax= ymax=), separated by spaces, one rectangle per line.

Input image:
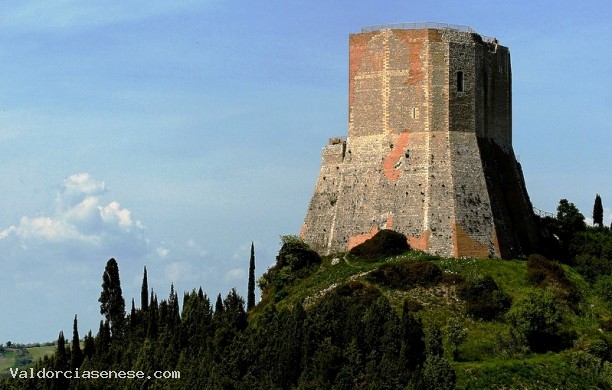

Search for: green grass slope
xmin=254 ymin=250 xmax=612 ymax=388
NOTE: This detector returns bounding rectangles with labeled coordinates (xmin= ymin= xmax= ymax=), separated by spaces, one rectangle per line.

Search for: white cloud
xmin=0 ymin=173 xmax=148 ymax=259
xmin=62 ymin=173 xmax=106 ymax=196
xmin=164 ymin=261 xmax=205 ymax=284
xmin=165 ymin=262 xmax=190 ymax=282
xmin=100 ymin=201 xmax=135 ymax=229
xmin=187 ymin=239 xmax=208 ymax=258
xmin=156 ymin=247 xmax=170 ymax=258
xmin=224 ymin=268 xmax=245 ymax=282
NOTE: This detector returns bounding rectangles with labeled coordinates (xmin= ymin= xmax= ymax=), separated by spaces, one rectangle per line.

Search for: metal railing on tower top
xmin=360 ymin=22 xmax=497 ymax=44
xmin=533 ymin=207 xmax=555 ymax=219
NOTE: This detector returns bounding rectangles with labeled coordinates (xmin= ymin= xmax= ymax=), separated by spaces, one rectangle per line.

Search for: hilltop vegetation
xmin=0 ymin=344 xmax=56 ymax=377
xmin=1 ymin=198 xmax=612 ymax=389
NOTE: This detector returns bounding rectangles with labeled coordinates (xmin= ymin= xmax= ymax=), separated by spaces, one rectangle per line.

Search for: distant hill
xmin=0 ymin=345 xmax=55 ymax=378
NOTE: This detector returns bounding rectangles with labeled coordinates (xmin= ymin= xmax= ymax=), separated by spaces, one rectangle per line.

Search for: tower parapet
xmin=301 ymin=24 xmax=539 ymax=259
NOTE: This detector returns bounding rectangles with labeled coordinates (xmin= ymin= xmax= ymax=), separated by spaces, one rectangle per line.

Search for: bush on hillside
xmin=422 ymin=355 xmax=456 ymax=390
xmin=276 ymin=235 xmax=322 ymax=271
xmin=349 ymin=229 xmax=410 ymax=261
xmin=568 ymin=226 xmax=612 ymax=280
xmin=526 ymin=254 xmax=580 ymax=306
xmin=506 ymin=290 xmax=571 ymax=353
xmin=457 ymin=275 xmax=511 ymax=321
xmin=403 ymin=298 xmax=424 ymax=312
xmin=601 ymin=319 xmax=612 ymax=333
xmin=333 ymin=280 xmax=382 ymax=305
xmin=527 ymin=254 xmax=563 ymax=286
xmin=259 ymin=235 xmax=322 ymax=302
xmin=576 ymin=255 xmax=612 ymax=283
xmin=367 ymin=260 xmax=442 ymax=289
xmin=595 ymin=276 xmax=612 ymax=307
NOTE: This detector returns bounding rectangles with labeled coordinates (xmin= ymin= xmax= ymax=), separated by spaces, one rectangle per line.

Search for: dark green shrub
xmin=442 ymin=272 xmax=466 ymax=286
xmin=276 ymin=235 xmax=322 ymax=271
xmin=259 ymin=236 xmax=322 ymax=302
xmin=594 ymin=276 xmax=612 ymax=307
xmin=367 ymin=260 xmax=442 ymax=289
xmin=457 ymin=275 xmax=511 ymax=321
xmin=349 ymin=229 xmax=410 ymax=261
xmin=422 ymin=355 xmax=456 ymax=390
xmin=333 ymin=280 xmax=382 ymax=305
xmin=601 ymin=318 xmax=612 ymax=332
xmin=404 ymin=260 xmax=443 ymax=286
xmin=403 ymin=298 xmax=423 ymax=312
xmin=506 ymin=290 xmax=571 ymax=353
xmin=575 ymin=254 xmax=612 ymax=283
xmin=570 ymin=228 xmax=612 ymax=281
xmin=527 ymin=254 xmax=565 ymax=286
xmin=526 ymin=254 xmax=580 ymax=306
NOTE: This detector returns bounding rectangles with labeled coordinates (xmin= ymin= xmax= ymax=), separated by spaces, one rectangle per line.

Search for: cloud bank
xmin=0 ymin=173 xmax=148 ymax=259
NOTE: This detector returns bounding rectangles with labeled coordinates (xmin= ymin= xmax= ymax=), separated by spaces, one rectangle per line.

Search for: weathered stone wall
xmin=301 ymin=26 xmax=539 ymax=259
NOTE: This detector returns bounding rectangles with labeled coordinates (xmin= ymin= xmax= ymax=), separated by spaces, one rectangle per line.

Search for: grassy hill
xmin=254 ymin=246 xmax=612 ymax=388
xmin=0 ymin=345 xmax=56 ymax=377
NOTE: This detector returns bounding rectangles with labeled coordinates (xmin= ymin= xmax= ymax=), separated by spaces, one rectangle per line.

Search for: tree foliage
xmin=70 ymin=315 xmax=83 ymax=370
xmin=506 ymin=290 xmax=566 ymax=353
xmin=98 ymin=258 xmax=126 ymax=336
xmin=526 ymin=254 xmax=580 ymax=307
xmin=367 ymin=259 xmax=442 ymax=289
xmin=557 ymin=199 xmax=587 ymax=235
xmin=247 ymin=242 xmax=256 ymax=311
xmin=593 ymin=194 xmax=604 ymax=227
xmin=259 ymin=236 xmax=321 ymax=303
xmin=457 ymin=275 xmax=511 ymax=320
xmin=9 ymin=253 xmax=460 ymax=389
xmin=141 ymin=266 xmax=149 ymax=312
xmin=276 ymin=235 xmax=321 ymax=270
xmin=572 ymin=228 xmax=612 ymax=282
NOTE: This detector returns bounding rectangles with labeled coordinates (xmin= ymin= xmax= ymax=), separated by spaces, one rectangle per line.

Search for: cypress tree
xmin=593 ymin=194 xmax=604 ymax=227
xmin=99 ymin=258 xmax=126 ymax=336
xmin=224 ymin=288 xmax=247 ymax=331
xmin=147 ymin=292 xmax=159 ymax=339
xmin=425 ymin=324 xmax=444 ymax=357
xmin=168 ymin=284 xmax=180 ymax=328
xmin=83 ymin=330 xmax=95 ymax=360
xmin=247 ymin=242 xmax=256 ymax=311
xmin=198 ymin=287 xmax=204 ymax=300
xmin=400 ymin=300 xmax=425 ymax=371
xmin=130 ymin=298 xmax=136 ymax=321
xmin=141 ymin=266 xmax=149 ymax=311
xmin=71 ymin=315 xmax=83 ymax=370
xmin=129 ymin=298 xmax=142 ymax=334
xmin=56 ymin=331 xmax=68 ymax=370
xmin=55 ymin=331 xmax=70 ymax=389
xmin=214 ymin=293 xmax=224 ymax=318
xmin=95 ymin=320 xmax=111 ymax=358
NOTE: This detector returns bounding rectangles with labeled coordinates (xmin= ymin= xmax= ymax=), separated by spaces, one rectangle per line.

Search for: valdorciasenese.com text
xmin=8 ymin=367 xmax=180 ymax=380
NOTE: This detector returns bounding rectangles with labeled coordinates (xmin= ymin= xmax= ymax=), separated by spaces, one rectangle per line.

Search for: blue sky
xmin=1 ymin=1 xmax=610 ymax=343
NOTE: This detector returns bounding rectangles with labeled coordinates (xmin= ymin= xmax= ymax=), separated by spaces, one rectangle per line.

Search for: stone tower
xmin=300 ymin=23 xmax=540 ymax=259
